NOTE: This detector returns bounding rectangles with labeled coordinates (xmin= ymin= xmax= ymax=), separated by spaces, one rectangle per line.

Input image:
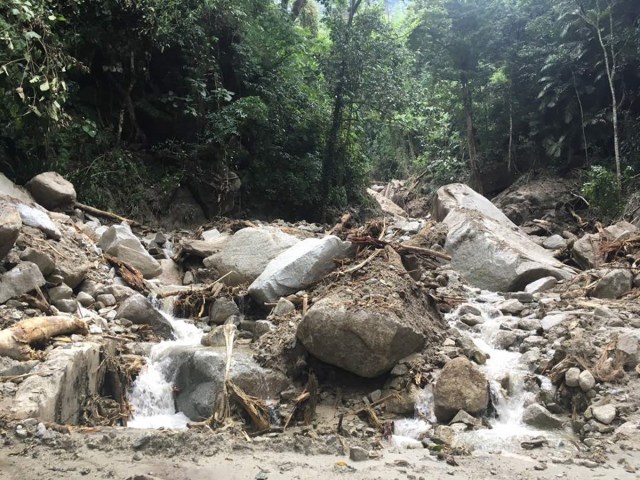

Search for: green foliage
xmin=581 ymin=165 xmax=625 ymax=217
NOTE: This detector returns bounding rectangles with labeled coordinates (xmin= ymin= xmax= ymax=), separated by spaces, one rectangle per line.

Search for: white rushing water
xmin=127 ymin=311 xmax=202 ymax=429
xmin=393 ymin=289 xmax=552 ymax=451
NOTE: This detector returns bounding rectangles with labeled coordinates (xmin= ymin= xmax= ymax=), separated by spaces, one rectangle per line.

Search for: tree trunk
xmin=0 ymin=316 xmax=88 ymax=361
xmin=291 ymin=0 xmax=307 ymax=20
xmin=572 ymin=71 xmax=589 ymax=166
xmin=461 ymin=72 xmax=482 ymax=193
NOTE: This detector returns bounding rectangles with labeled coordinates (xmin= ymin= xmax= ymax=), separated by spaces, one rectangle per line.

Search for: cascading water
xmin=127 ymin=310 xmax=202 ymax=429
xmin=394 ymin=289 xmax=556 ymax=451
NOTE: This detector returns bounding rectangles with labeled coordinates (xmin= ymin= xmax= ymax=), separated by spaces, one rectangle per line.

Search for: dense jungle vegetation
xmin=1 ymin=0 xmax=639 ymax=220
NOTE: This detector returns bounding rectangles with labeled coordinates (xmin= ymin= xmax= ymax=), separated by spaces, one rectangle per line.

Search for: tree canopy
xmin=1 ymin=0 xmax=639 ymax=219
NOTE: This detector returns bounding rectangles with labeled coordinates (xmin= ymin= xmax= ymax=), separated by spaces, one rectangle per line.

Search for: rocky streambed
xmin=1 ymin=173 xmax=640 ymax=479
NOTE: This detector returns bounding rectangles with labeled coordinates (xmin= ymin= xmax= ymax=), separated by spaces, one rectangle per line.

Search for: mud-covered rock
xmin=249 ymin=235 xmax=352 ymax=305
xmin=26 ymin=172 xmax=77 ymax=210
xmin=434 ymin=184 xmax=574 ymax=291
xmin=522 ymin=403 xmax=564 ymax=430
xmin=434 ymin=356 xmax=489 ymax=422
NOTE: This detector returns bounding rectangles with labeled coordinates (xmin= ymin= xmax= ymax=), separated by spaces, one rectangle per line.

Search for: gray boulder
xmin=522 ymin=403 xmax=565 ymax=430
xmin=434 ymin=184 xmax=574 ymax=292
xmin=367 ymin=188 xmax=407 ymax=217
xmin=26 ymin=172 xmax=77 ymax=210
xmin=297 ymin=294 xmax=432 ymax=378
xmin=204 ymin=227 xmax=299 ymax=286
xmin=542 ymin=235 xmax=567 ymax=250
xmin=0 ymin=262 xmax=46 ymax=304
xmin=201 ymin=324 xmax=236 ymax=347
xmin=158 ymin=346 xmax=290 ymax=421
xmin=15 ymin=203 xmax=61 ymax=240
xmin=99 ymin=225 xmax=161 ymax=279
xmin=434 ymin=356 xmax=489 ymax=422
xmin=592 ymin=404 xmax=616 ymax=425
xmin=0 ymin=200 xmax=21 ymax=259
xmin=209 ymin=297 xmax=240 ymax=325
xmin=12 ymin=343 xmax=100 ymax=424
xmin=591 ymin=269 xmax=633 ymax=299
xmin=0 ymin=173 xmax=34 ymax=203
xmin=524 ymin=276 xmax=557 ymax=294
xmin=58 ymin=261 xmax=89 ymax=289
xmin=116 ymin=293 xmax=174 ymax=339
xmin=249 ymin=235 xmax=352 ymax=305
xmin=572 ymin=233 xmax=600 ymax=269
xmin=19 ymin=248 xmax=55 ymax=276
xmin=181 ymin=237 xmax=229 ymax=258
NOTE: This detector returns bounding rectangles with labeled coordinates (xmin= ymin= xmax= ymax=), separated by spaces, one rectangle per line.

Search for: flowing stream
xmin=127 ymin=309 xmax=202 ymax=429
xmin=394 ymin=289 xmax=553 ymax=451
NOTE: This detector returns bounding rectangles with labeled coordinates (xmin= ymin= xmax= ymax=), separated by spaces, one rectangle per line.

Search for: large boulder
xmin=156 ymin=346 xmax=290 ymax=421
xmin=0 ymin=262 xmax=46 ymax=304
xmin=0 ymin=173 xmax=34 ymax=203
xmin=15 ymin=203 xmax=61 ymax=240
xmin=491 ymin=177 xmax=576 ymax=225
xmin=99 ymin=225 xmax=162 ymax=279
xmin=367 ymin=188 xmax=407 ymax=217
xmin=434 ymin=356 xmax=489 ymax=423
xmin=434 ymin=184 xmax=574 ymax=291
xmin=26 ymin=172 xmax=76 ymax=210
xmin=0 ymin=200 xmax=21 ymax=259
xmin=116 ymin=293 xmax=174 ymax=339
xmin=297 ymin=295 xmax=432 ymax=378
xmin=204 ymin=227 xmax=300 ymax=286
xmin=248 ymin=235 xmax=352 ymax=304
xmin=12 ymin=343 xmax=100 ymax=424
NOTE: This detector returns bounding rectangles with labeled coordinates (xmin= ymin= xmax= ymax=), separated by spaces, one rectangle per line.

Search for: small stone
xmin=76 ymin=291 xmax=94 ymax=307
xmin=543 ymin=235 xmax=567 ymax=250
xmin=458 ymin=304 xmax=482 ymax=316
xmin=183 ymin=271 xmax=195 ymax=285
xmin=592 ymin=269 xmax=633 ymax=299
xmin=132 ymin=452 xmax=143 ymax=461
xmin=96 ymin=294 xmax=117 ymax=306
xmin=497 ymin=299 xmax=524 ymax=315
xmin=210 ymin=298 xmax=240 ymax=325
xmin=592 ymin=404 xmax=616 ymax=425
xmin=565 ymin=367 xmax=580 ymax=388
xmin=579 ymin=370 xmax=596 ymax=392
xmin=15 ymin=425 xmax=28 ymax=438
xmin=19 ymin=248 xmax=55 ymax=276
xmin=524 ymin=276 xmax=557 ymax=294
xmin=272 ymin=297 xmax=295 ymax=316
xmin=349 ymin=446 xmax=369 ymax=462
xmin=254 ymin=320 xmax=275 ymax=339
xmin=540 ymin=313 xmax=569 ymax=331
xmin=48 ymin=284 xmax=73 ymax=302
xmin=54 ymin=299 xmax=77 ymax=313
xmin=522 ymin=404 xmax=565 ymax=430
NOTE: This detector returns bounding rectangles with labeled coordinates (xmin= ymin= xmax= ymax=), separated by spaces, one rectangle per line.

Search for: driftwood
xmin=283 ymin=373 xmax=318 ymax=429
xmin=74 ymin=201 xmax=140 ymax=226
xmin=227 ymin=381 xmax=271 ymax=432
xmin=104 ymin=254 xmax=148 ymax=294
xmin=0 ymin=316 xmax=88 ymax=360
xmin=328 ymin=213 xmax=352 ymax=236
xmin=348 ymin=235 xmax=451 ymax=262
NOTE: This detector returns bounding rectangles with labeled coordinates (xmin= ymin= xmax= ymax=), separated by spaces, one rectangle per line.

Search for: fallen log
xmin=0 ymin=316 xmax=88 ymax=360
xmin=74 ymin=201 xmax=140 ymax=226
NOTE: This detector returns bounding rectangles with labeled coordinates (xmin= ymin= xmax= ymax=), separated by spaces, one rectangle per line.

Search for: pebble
xmin=349 ymin=446 xmax=369 ymax=461
xmin=15 ymin=425 xmax=28 ymax=439
xmin=565 ymin=367 xmax=580 ymax=387
xmin=592 ymin=404 xmax=616 ymax=425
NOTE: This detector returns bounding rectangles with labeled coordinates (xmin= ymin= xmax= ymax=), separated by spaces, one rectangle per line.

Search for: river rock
xmin=26 ymin=172 xmax=77 ymax=210
xmin=591 ymin=269 xmax=633 ymax=299
xmin=434 ymin=356 xmax=489 ymax=422
xmin=15 ymin=203 xmax=61 ymax=240
xmin=592 ymin=404 xmax=616 ymax=425
xmin=543 ymin=235 xmax=567 ymax=250
xmin=565 ymin=367 xmax=580 ymax=387
xmin=0 ymin=262 xmax=46 ymax=304
xmin=522 ymin=404 xmax=564 ymax=430
xmin=12 ymin=343 xmax=100 ymax=423
xmin=0 ymin=200 xmax=21 ymax=260
xmin=497 ymin=299 xmax=525 ymax=314
xmin=58 ymin=261 xmax=90 ymax=289
xmin=249 ymin=236 xmax=352 ymax=305
xmin=116 ymin=293 xmax=174 ymax=339
xmin=541 ymin=313 xmax=570 ymax=331
xmin=209 ymin=297 xmax=240 ymax=325
xmin=19 ymin=247 xmax=55 ymax=276
xmin=525 ymin=276 xmax=557 ymax=294
xmin=433 ymin=184 xmax=574 ymax=291
xmin=164 ymin=347 xmax=290 ymax=421
xmin=203 ymin=227 xmax=299 ymax=286
xmin=579 ymin=370 xmax=596 ymax=392
xmin=272 ymin=297 xmax=295 ymax=316
xmin=99 ymin=225 xmax=162 ymax=279
xmin=201 ymin=324 xmax=236 ymax=347
xmin=155 ymin=259 xmax=183 ymax=286
xmin=180 ymin=237 xmax=229 ymax=258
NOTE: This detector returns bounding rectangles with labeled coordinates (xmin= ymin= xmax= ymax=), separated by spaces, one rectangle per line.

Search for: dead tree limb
xmin=0 ymin=316 xmax=88 ymax=360
xmin=348 ymin=235 xmax=451 ymax=261
xmin=74 ymin=201 xmax=140 ymax=227
xmin=104 ymin=254 xmax=148 ymax=294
